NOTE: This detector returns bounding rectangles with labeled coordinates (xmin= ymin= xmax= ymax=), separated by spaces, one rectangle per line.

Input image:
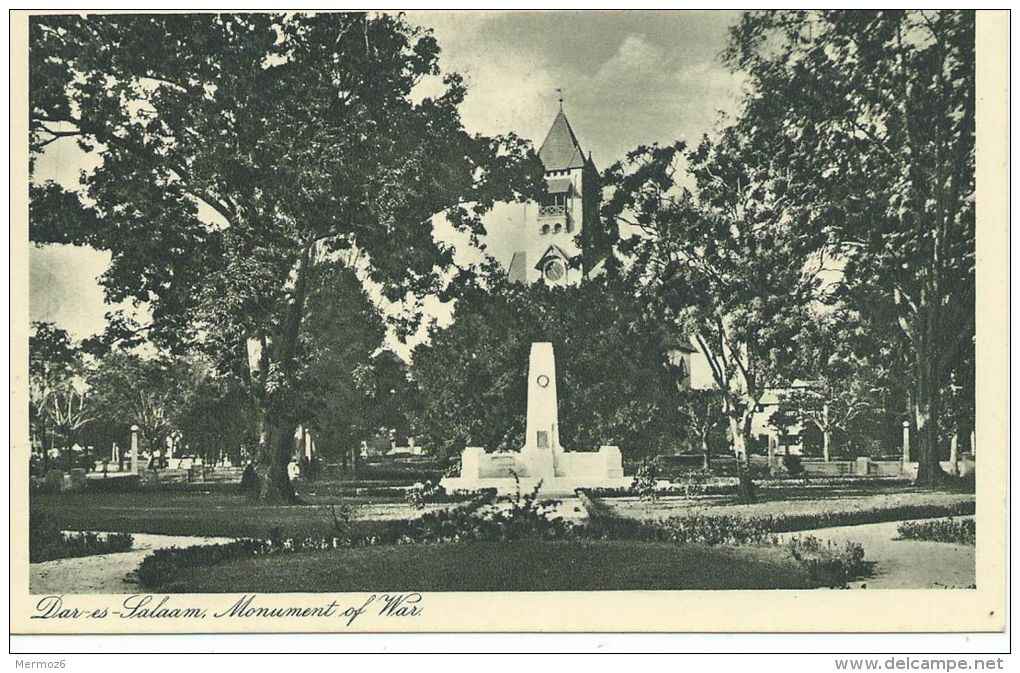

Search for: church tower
xmin=507 ymin=106 xmax=603 ymax=286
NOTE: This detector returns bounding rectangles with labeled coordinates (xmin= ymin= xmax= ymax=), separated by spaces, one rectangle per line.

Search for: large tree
xmin=778 ymin=309 xmax=886 ymax=461
xmin=175 ymin=372 xmax=254 ymax=466
xmin=297 ymin=262 xmax=416 ymax=473
xmin=29 ymin=322 xmax=93 ymax=469
xmin=724 ymin=10 xmax=975 ymax=483
xmin=87 ymin=351 xmax=200 ymax=457
xmin=603 ymin=131 xmax=816 ymax=465
xmin=29 ymin=13 xmax=543 ymax=500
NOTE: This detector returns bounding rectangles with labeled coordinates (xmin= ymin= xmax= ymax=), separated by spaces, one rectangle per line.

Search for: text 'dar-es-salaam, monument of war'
xmin=441 ymin=342 xmax=629 ymax=495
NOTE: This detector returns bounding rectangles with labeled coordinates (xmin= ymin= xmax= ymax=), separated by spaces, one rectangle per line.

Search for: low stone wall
xmin=555 ymin=447 xmax=624 ymax=479
xmin=797 ymin=460 xmax=856 ymax=476
xmin=478 ymin=453 xmax=518 ymax=478
xmin=796 ymin=458 xmax=974 ymax=478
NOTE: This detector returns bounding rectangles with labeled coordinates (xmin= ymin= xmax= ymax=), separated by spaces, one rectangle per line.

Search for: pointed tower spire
xmin=538 ymin=105 xmax=586 ymax=172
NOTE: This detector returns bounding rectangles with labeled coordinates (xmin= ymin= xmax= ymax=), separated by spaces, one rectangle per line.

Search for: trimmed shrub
xmin=584 ymin=513 xmax=779 ymax=546
xmin=389 ymin=480 xmax=566 ymax=543
xmin=787 ymin=535 xmax=868 ymax=588
xmin=652 ymin=454 xmax=707 ymax=477
xmin=137 ymin=490 xmax=503 ymax=589
xmin=137 ymin=540 xmax=271 ymax=590
xmin=405 ymin=481 xmax=440 ymax=510
xmin=87 ymin=474 xmax=141 ymax=493
xmin=629 ymin=460 xmax=660 ymax=500
xmin=402 ymin=481 xmax=492 ymax=510
xmin=581 ymin=496 xmax=975 ymax=543
xmin=897 ymin=518 xmax=975 ymax=545
xmin=355 ymin=461 xmax=444 ymax=484
xmin=782 ymin=454 xmax=805 ymax=476
xmin=30 ymin=513 xmax=134 ymax=563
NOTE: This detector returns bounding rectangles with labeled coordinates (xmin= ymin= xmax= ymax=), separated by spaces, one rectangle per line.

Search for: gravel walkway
xmin=779 ymin=518 xmax=975 ymax=589
xmin=30 ymin=532 xmax=235 ymax=595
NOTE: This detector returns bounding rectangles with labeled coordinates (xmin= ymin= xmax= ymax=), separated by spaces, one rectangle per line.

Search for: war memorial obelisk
xmin=441 ymin=342 xmax=628 ymax=495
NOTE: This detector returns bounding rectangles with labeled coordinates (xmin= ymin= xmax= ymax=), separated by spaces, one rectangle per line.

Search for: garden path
xmin=779 ymin=518 xmax=975 ymax=589
xmin=30 ymin=533 xmax=235 ymax=595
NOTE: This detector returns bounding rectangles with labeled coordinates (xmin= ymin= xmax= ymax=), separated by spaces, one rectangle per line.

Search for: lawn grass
xmin=29 ymin=490 xmax=438 ymax=540
xmin=151 ymin=539 xmax=827 ymax=592
xmin=603 ymin=488 xmax=974 ymax=524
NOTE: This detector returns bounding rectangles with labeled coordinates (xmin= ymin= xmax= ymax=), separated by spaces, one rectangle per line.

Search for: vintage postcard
xmin=10 ymin=9 xmax=1008 ymax=636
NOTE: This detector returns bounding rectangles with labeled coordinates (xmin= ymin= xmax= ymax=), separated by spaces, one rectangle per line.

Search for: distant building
xmin=663 ymin=339 xmax=718 ymax=392
xmin=504 ymin=106 xmax=607 ymax=286
xmin=500 ymin=101 xmax=802 ymax=456
xmin=749 ymin=381 xmax=820 ymax=456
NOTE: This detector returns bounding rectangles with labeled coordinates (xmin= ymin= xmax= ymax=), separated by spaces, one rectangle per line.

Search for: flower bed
xmin=135 ymin=482 xmax=878 ymax=591
xmin=585 ymin=498 xmax=974 ymax=537
xmin=595 ymin=489 xmax=975 ymax=524
xmin=582 ymin=476 xmax=917 ymax=500
xmin=897 ymin=518 xmax=975 ymax=545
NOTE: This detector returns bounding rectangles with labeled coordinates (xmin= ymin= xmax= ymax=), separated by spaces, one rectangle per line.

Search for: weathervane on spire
xmin=555 ymin=87 xmax=565 ymax=111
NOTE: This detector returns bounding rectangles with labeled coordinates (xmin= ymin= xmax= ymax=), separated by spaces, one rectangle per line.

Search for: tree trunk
xmin=256 ymin=421 xmax=298 ymax=503
xmin=734 ymin=412 xmax=756 ymax=502
xmin=729 ymin=410 xmax=755 ymax=466
xmin=246 ymin=244 xmax=316 ymax=501
xmin=914 ymin=344 xmax=947 ymax=485
xmin=729 ymin=415 xmax=745 ymax=461
xmin=913 ymin=388 xmax=946 ymax=485
xmin=40 ymin=424 xmax=50 ymax=475
xmin=822 ymin=403 xmax=831 ymax=462
xmin=700 ymin=434 xmax=711 ymax=471
xmin=347 ymin=443 xmax=359 ymax=479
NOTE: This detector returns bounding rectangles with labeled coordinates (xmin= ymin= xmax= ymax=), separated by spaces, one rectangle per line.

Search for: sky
xmin=29 ymin=10 xmax=746 ymax=354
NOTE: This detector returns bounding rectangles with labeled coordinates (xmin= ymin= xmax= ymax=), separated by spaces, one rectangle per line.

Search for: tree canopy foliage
xmin=29 ymin=12 xmax=545 ymax=499
xmin=723 ymin=10 xmax=975 ymax=482
xmin=602 ymin=130 xmax=816 ymax=461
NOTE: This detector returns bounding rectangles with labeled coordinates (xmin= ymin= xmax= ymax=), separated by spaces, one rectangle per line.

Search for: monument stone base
xmin=441 ymin=475 xmax=632 ymax=497
xmin=440 ymin=445 xmax=630 ymax=496
xmin=440 ymin=342 xmax=632 ymax=496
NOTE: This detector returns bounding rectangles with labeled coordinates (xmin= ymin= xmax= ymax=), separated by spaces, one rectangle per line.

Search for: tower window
xmin=553 ymin=223 xmax=562 ymax=233
xmin=541 ymin=224 xmax=550 ymax=235
xmin=541 ymin=193 xmax=568 ymax=208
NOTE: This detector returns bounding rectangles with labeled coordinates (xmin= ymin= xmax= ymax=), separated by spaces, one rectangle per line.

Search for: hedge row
xmin=31 ymin=514 xmax=134 ymax=563
xmin=580 ymin=496 xmax=975 ymax=541
xmin=897 ymin=517 xmax=975 ymax=545
xmin=134 ymin=484 xmax=910 ymax=590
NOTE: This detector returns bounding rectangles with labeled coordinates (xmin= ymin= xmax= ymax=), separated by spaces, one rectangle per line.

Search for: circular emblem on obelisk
xmin=536 ymin=374 xmax=550 ymax=388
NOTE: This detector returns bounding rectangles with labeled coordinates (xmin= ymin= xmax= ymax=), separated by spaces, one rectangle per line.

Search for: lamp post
xmin=130 ymin=424 xmax=140 ymax=474
xmin=901 ymin=420 xmax=911 ymax=464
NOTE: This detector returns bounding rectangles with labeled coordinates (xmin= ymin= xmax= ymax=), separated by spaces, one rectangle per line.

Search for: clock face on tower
xmin=543 ymin=259 xmax=565 ymax=283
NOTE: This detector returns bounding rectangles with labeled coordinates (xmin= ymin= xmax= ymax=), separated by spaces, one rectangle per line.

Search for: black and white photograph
xmin=11 ymin=8 xmax=1008 ymax=642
